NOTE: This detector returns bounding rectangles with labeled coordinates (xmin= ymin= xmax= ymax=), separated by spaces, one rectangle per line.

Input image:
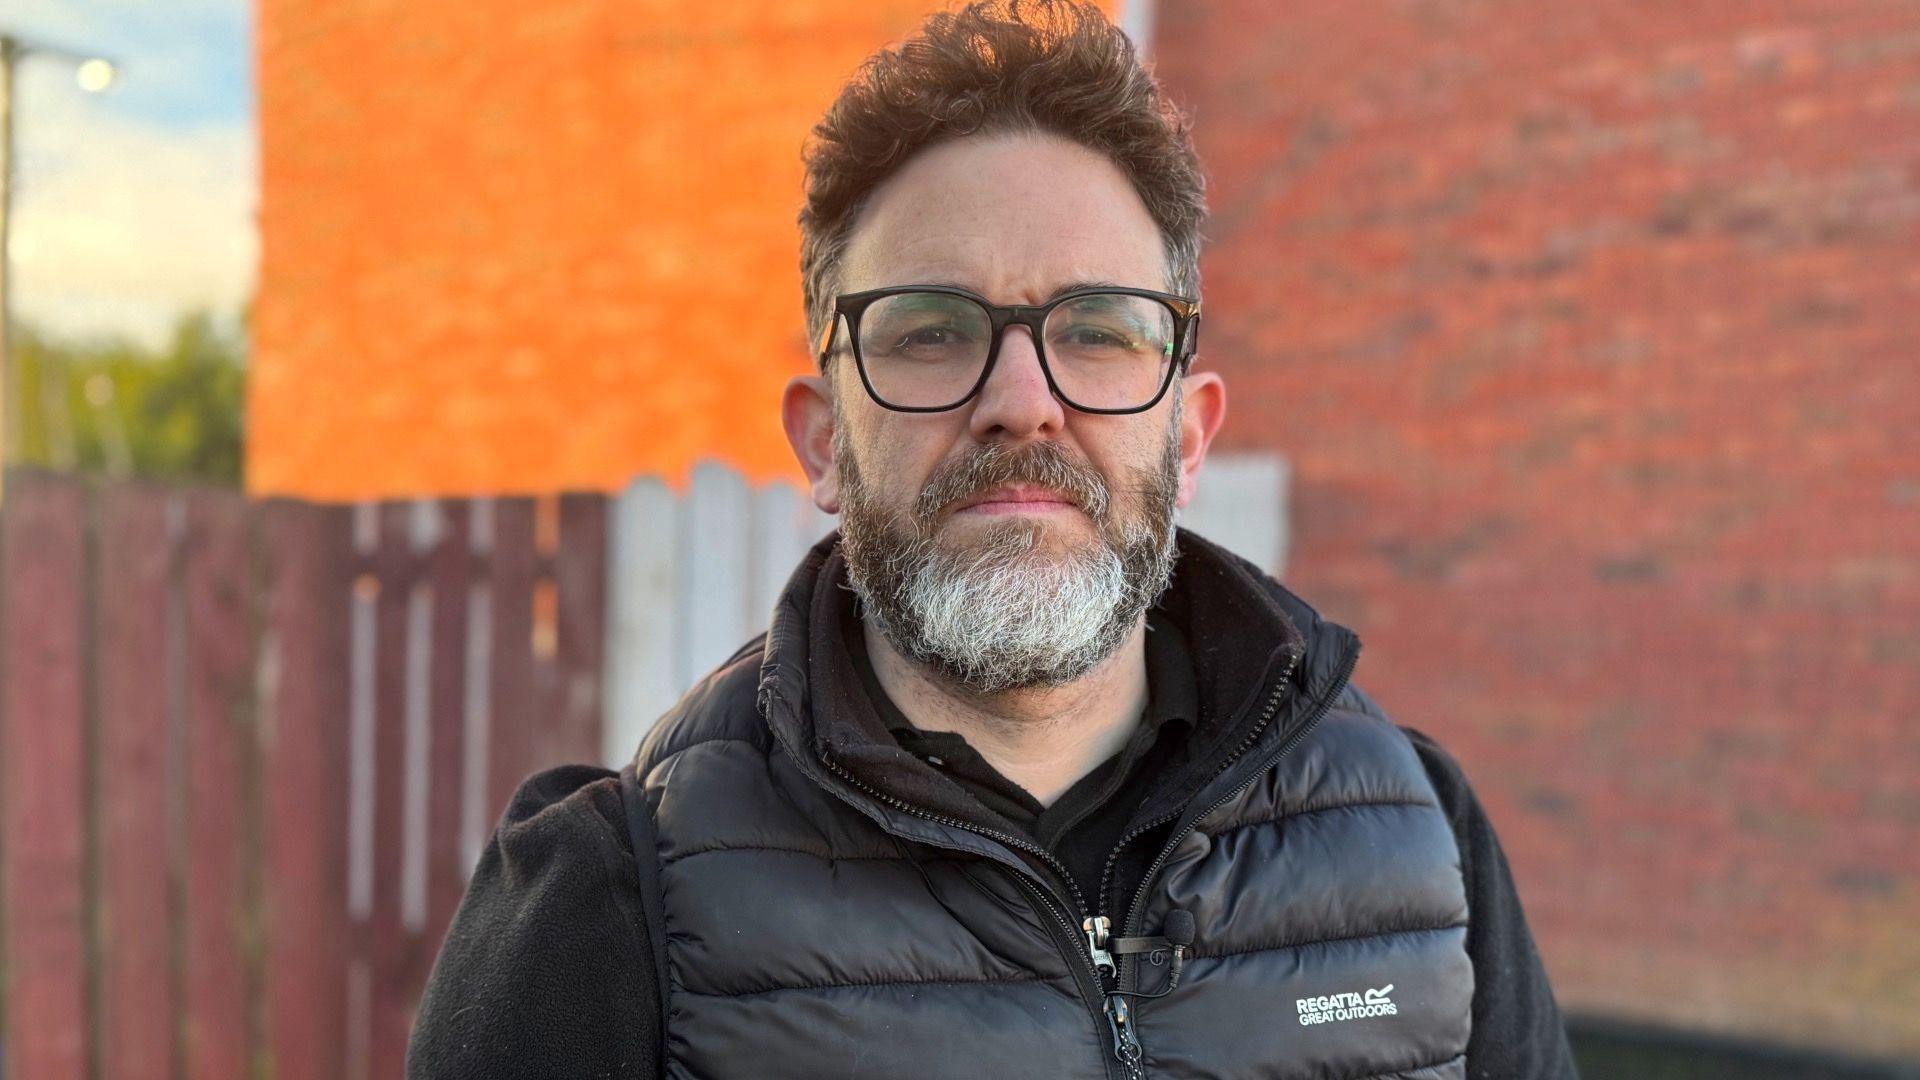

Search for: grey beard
xmin=835 ymin=409 xmax=1182 ymax=695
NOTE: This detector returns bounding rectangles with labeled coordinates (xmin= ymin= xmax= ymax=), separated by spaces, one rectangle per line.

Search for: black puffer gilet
xmin=630 ymin=531 xmax=1472 ymax=1079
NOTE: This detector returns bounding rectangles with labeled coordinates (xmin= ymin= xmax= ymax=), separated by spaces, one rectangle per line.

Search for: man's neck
xmin=860 ymin=615 xmax=1151 ymax=807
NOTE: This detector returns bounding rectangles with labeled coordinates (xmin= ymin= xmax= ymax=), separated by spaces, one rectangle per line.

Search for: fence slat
xmin=605 ymin=477 xmax=677 ymax=766
xmin=752 ymin=481 xmax=831 ymax=636
xmin=424 ymin=502 xmax=469 ymax=948
xmin=182 ymin=490 xmax=256 ymax=1080
xmin=486 ymin=498 xmax=536 ymax=822
xmin=0 ymin=471 xmax=91 ymax=1080
xmin=458 ymin=500 xmax=494 ymax=876
xmin=368 ymin=503 xmax=414 ymax=1080
xmin=96 ymin=484 xmax=182 ymax=1079
xmin=259 ymin=499 xmax=352 ymax=1080
xmin=1180 ymin=452 xmax=1290 ymax=577
xmin=680 ymin=463 xmax=754 ymax=692
xmin=551 ymin=493 xmax=607 ymax=768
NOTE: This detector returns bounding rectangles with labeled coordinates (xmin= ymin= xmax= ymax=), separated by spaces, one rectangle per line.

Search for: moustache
xmin=912 ymin=441 xmax=1111 ymax=525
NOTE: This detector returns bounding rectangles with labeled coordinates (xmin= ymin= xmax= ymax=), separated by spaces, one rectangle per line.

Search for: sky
xmin=6 ymin=0 xmax=255 ymax=349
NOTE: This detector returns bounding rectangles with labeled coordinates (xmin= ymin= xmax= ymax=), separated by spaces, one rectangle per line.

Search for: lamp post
xmin=0 ymin=32 xmax=118 ymax=501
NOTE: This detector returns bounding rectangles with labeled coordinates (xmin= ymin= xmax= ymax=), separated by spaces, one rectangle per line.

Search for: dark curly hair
xmin=798 ymin=0 xmax=1207 ymax=369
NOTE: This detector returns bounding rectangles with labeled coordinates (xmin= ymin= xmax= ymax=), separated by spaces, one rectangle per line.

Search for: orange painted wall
xmin=251 ymin=2 xmax=1113 ymax=499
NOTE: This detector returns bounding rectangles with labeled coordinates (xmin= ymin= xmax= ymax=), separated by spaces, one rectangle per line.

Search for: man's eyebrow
xmin=1048 ymin=279 xmax=1126 ymax=298
xmin=915 ymin=278 xmax=1127 ymax=300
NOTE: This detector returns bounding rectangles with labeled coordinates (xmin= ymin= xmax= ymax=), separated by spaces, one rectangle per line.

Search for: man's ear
xmin=782 ymin=372 xmax=842 ymax=514
xmin=1173 ymin=369 xmax=1227 ymax=509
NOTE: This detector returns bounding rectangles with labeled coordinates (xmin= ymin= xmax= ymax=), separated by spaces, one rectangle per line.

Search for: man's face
xmin=819 ymin=130 xmax=1194 ymax=694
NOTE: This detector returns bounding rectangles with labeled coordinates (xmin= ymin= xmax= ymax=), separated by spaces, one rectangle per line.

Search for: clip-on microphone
xmin=1108 ymin=908 xmax=1196 ymax=1001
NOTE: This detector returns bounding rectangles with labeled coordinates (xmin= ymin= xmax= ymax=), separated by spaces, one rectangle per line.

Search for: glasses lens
xmin=857 ymin=292 xmax=993 ymax=408
xmin=1043 ymin=293 xmax=1177 ymax=410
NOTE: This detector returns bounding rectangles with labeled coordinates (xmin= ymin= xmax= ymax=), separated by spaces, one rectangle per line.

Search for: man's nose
xmin=968 ymin=325 xmax=1067 ymax=441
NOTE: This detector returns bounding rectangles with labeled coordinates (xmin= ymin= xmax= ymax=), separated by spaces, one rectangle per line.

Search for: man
xmin=408 ymin=2 xmax=1579 ymax=1077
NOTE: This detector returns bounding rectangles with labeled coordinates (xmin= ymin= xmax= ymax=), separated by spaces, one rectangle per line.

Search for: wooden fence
xmin=0 ymin=468 xmax=607 ymax=1080
xmin=0 ymin=454 xmax=1285 ymax=1079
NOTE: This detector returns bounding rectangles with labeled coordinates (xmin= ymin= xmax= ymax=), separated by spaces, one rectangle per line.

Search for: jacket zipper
xmin=1084 ymin=916 xmax=1144 ymax=1079
xmin=1069 ymin=645 xmax=1310 ymax=1079
xmin=1112 ymin=641 xmax=1359 ymax=995
xmin=818 ymin=755 xmax=1129 ymax=1080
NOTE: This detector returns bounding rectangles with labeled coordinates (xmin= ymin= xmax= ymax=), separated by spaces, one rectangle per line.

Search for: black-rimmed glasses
xmin=816 ymin=284 xmax=1201 ymax=414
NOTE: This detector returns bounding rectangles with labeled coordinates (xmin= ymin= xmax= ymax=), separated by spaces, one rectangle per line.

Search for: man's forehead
xmin=839 ymin=231 xmax=1168 ymax=298
xmin=835 ymin=133 xmax=1168 ymax=297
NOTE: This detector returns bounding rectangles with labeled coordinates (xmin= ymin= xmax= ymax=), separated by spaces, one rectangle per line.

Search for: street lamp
xmin=0 ymin=32 xmax=119 ymax=501
xmin=75 ymin=57 xmax=117 ymax=94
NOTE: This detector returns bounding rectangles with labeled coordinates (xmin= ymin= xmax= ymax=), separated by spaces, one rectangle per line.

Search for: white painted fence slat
xmin=460 ymin=499 xmax=495 ymax=873
xmin=604 ymin=476 xmax=680 ymax=768
xmin=1180 ymin=452 xmax=1289 ymax=578
xmin=677 ymin=462 xmax=757 ymax=699
xmin=749 ymin=483 xmax=808 ymax=635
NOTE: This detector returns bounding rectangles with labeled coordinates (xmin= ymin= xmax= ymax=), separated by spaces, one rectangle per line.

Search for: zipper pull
xmin=1082 ymin=915 xmax=1116 ymax=980
xmin=1104 ymin=993 xmax=1144 ymax=1070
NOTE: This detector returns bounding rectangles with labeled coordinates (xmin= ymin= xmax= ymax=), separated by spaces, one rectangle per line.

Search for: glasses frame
xmin=816 ymin=283 xmax=1202 ymax=415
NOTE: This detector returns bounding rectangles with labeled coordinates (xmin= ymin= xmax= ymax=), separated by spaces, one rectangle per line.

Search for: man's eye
xmin=894 ymin=325 xmax=971 ymax=350
xmin=1057 ymin=325 xmax=1136 ymax=350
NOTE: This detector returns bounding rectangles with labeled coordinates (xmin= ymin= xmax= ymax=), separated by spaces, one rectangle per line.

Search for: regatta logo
xmin=1296 ymin=983 xmax=1397 ymax=1026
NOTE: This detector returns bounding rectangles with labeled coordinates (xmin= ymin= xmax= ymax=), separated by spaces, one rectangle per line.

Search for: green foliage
xmin=7 ymin=309 xmax=246 ymax=486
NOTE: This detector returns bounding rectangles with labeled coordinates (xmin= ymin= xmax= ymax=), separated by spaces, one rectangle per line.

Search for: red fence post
xmin=182 ymin=489 xmax=258 ymax=1080
xmin=367 ymin=502 xmax=413 ymax=1080
xmin=486 ymin=498 xmax=536 ymax=825
xmin=258 ymin=498 xmax=352 ymax=1080
xmin=95 ymin=483 xmax=183 ymax=1078
xmin=0 ymin=470 xmax=92 ymax=1080
xmin=553 ymin=493 xmax=608 ymax=770
xmin=424 ymin=502 xmax=470 ymax=949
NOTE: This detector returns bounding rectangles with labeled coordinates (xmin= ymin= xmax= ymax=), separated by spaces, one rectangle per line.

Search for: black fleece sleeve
xmin=1399 ymin=726 xmax=1580 ymax=1079
xmin=406 ymin=764 xmax=660 ymax=1080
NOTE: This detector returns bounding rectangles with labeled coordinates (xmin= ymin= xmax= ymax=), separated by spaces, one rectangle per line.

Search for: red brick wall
xmin=1153 ymin=0 xmax=1919 ymax=1057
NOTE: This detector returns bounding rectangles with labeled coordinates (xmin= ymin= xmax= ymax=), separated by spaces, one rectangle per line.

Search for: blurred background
xmin=0 ymin=0 xmax=1914 ymax=1078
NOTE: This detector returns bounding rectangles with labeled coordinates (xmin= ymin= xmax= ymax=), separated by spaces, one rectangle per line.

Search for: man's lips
xmin=950 ymin=486 xmax=1081 ymax=515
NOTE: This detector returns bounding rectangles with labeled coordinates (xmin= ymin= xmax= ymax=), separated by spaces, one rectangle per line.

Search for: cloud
xmin=10 ymin=80 xmax=256 ymax=346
